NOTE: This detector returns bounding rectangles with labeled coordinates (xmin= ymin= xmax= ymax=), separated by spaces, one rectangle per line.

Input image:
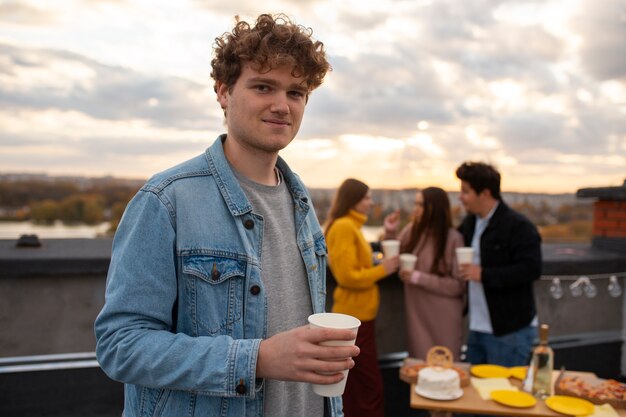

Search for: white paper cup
xmin=381 ymin=239 xmax=400 ymax=258
xmin=308 ymin=313 xmax=361 ymax=397
xmin=400 ymin=253 xmax=417 ymax=272
xmin=455 ymin=247 xmax=474 ymax=264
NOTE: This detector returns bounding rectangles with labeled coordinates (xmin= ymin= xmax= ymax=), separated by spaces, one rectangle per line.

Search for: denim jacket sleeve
xmin=94 ymin=188 xmax=261 ymax=397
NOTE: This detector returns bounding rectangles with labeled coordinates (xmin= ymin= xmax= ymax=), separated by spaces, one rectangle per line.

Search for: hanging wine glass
xmin=569 ymin=278 xmax=583 ymax=297
xmin=583 ymin=279 xmax=597 ymax=298
xmin=549 ymin=277 xmax=563 ymax=299
xmin=608 ymin=275 xmax=622 ymax=298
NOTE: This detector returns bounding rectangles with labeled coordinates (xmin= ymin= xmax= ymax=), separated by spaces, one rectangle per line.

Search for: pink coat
xmin=399 ymin=226 xmax=466 ymax=360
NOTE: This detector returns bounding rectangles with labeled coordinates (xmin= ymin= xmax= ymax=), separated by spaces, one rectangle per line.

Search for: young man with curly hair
xmin=95 ymin=14 xmax=358 ymax=417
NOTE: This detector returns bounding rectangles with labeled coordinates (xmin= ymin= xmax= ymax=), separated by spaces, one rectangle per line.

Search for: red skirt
xmin=342 ymin=319 xmax=385 ymax=417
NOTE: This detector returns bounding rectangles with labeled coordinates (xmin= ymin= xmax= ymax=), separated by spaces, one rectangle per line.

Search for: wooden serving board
xmin=554 ymin=369 xmax=626 ymax=409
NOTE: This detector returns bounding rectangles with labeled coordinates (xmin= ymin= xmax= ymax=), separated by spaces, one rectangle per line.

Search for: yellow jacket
xmin=327 ymin=210 xmax=388 ymax=321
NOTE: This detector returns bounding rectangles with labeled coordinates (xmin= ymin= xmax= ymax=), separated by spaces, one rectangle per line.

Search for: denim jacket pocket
xmin=182 ymin=255 xmax=246 ymax=336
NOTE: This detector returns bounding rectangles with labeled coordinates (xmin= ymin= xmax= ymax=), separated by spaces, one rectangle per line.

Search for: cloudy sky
xmin=1 ymin=0 xmax=625 ymax=192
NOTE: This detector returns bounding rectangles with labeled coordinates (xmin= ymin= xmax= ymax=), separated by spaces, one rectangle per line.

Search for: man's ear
xmin=216 ymin=81 xmax=229 ymax=110
xmin=479 ymin=188 xmax=493 ymax=199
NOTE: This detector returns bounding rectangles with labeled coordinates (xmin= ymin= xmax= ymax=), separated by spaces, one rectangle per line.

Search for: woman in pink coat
xmin=387 ymin=187 xmax=466 ymax=359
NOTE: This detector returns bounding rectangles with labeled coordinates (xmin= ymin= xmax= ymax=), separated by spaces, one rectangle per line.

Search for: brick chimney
xmin=577 ymin=179 xmax=626 ymax=253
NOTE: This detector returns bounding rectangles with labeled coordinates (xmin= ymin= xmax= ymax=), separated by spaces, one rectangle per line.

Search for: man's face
xmin=459 ymin=180 xmax=481 ymax=215
xmin=216 ymin=63 xmax=308 ymax=155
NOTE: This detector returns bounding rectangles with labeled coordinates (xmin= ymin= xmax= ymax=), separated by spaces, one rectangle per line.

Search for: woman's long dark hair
xmin=324 ymin=178 xmax=369 ymax=236
xmin=401 ymin=187 xmax=452 ymax=275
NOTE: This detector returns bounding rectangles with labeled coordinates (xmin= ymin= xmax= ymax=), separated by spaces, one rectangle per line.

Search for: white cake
xmin=415 ymin=367 xmax=462 ymax=400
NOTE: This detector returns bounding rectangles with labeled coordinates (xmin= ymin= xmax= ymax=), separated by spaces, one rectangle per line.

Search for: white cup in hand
xmin=307 ymin=313 xmax=361 ymax=397
xmin=381 ymin=240 xmax=400 ymax=258
xmin=455 ymin=247 xmax=473 ymax=264
xmin=399 ymin=253 xmax=417 ymax=272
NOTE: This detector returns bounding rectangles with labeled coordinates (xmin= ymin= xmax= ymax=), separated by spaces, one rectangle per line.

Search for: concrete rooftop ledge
xmin=0 ymin=238 xmax=112 ymax=278
xmin=542 ymin=242 xmax=626 ymax=275
xmin=2 ymin=238 xmax=623 ymax=277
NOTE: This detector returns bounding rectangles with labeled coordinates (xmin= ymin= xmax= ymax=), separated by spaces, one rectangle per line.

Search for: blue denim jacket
xmin=95 ymin=135 xmax=342 ymax=417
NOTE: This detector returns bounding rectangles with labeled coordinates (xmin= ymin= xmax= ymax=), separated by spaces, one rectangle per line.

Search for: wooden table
xmin=409 ymin=371 xmax=626 ymax=417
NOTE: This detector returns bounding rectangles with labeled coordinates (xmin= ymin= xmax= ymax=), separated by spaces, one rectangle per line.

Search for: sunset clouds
xmin=0 ymin=0 xmax=624 ymax=192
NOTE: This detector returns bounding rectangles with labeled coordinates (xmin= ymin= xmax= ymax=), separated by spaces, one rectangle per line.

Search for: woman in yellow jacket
xmin=324 ymin=178 xmax=399 ymax=417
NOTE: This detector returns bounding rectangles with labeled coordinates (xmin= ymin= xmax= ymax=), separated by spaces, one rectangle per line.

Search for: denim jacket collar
xmin=205 ymin=134 xmax=252 ymax=216
xmin=205 ymin=134 xmax=311 ymax=217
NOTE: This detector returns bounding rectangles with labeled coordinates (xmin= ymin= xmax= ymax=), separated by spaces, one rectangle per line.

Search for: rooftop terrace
xmin=1 ymin=179 xmax=625 ymax=416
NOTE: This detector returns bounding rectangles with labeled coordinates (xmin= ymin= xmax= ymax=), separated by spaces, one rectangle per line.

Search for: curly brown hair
xmin=210 ymin=13 xmax=331 ymax=94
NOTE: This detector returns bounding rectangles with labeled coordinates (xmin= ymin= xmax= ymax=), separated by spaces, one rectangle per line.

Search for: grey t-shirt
xmin=235 ymin=168 xmax=323 ymax=417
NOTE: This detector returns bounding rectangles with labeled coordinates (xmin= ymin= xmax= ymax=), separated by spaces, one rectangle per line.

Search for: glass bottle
xmin=531 ymin=324 xmax=554 ymax=400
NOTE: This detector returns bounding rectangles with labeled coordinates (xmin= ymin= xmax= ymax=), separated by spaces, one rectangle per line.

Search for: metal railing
xmin=0 ymin=351 xmax=99 ymax=374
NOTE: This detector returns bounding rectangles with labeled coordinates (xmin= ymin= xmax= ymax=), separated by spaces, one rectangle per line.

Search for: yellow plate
xmin=470 ymin=364 xmax=511 ymax=378
xmin=509 ymin=366 xmax=528 ymax=380
xmin=491 ymin=390 xmax=537 ymax=408
xmin=545 ymin=395 xmax=595 ymax=416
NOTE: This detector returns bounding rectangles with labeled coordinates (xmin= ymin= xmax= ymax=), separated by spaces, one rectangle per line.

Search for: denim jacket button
xmin=250 ymin=285 xmax=260 ymax=295
xmin=244 ymin=219 xmax=254 ymax=229
xmin=235 ymin=381 xmax=247 ymax=395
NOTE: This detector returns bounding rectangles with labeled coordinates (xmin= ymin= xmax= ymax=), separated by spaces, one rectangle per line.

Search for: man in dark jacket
xmin=456 ymin=162 xmax=542 ymax=366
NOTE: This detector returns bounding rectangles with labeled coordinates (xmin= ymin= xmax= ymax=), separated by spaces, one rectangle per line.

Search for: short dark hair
xmin=455 ymin=162 xmax=501 ymax=200
xmin=210 ymin=13 xmax=331 ymax=94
